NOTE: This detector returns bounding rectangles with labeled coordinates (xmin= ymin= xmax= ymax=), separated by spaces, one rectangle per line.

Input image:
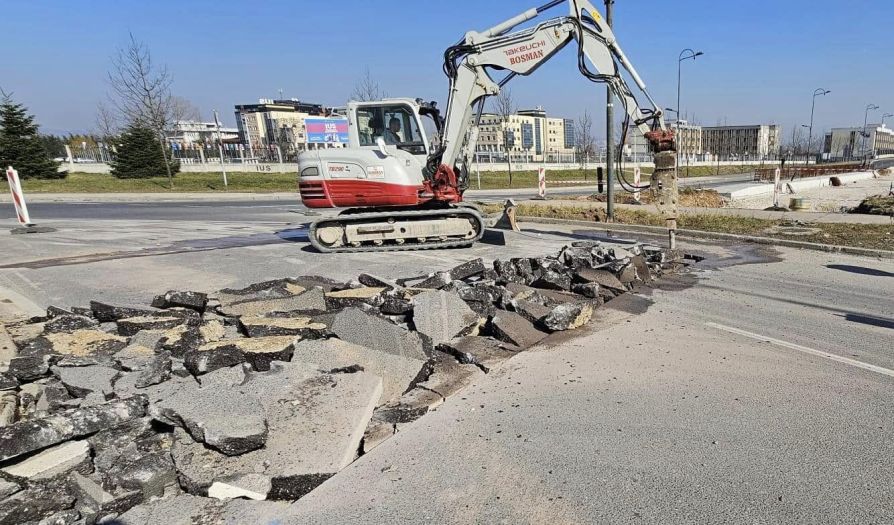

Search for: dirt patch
xmin=850 ymin=194 xmax=894 ymax=216
xmin=578 ymin=187 xmax=726 ymax=208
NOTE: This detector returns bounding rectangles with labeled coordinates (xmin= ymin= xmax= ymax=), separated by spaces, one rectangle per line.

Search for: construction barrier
xmin=5 ymin=166 xmax=31 ymax=226
xmin=537 ymin=167 xmax=546 ymax=198
xmin=633 ymin=166 xmax=641 ymax=203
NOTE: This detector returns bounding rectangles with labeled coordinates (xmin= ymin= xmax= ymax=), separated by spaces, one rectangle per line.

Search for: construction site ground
xmin=1 ymin=196 xmax=892 ymax=523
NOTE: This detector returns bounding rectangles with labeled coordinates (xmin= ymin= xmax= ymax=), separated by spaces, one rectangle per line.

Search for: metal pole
xmin=807 ymin=88 xmax=829 ymax=166
xmin=605 ymin=0 xmax=614 ymax=220
xmin=214 ymin=110 xmax=228 ymax=189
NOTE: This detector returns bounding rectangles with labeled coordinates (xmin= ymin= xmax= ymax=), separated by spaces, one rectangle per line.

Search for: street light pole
xmin=862 ymin=103 xmax=879 ymax=162
xmin=676 ymin=48 xmax=703 ymax=175
xmin=806 ymin=88 xmax=829 ymax=165
xmin=882 ymin=113 xmax=893 ymax=128
xmin=605 ymin=0 xmax=615 ymax=220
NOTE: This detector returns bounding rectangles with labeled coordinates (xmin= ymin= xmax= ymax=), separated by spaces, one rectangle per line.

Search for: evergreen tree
xmin=110 ymin=123 xmax=179 ymax=179
xmin=0 ymin=92 xmax=63 ymax=179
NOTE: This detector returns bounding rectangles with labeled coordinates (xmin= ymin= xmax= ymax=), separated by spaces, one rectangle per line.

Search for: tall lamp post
xmin=862 ymin=103 xmax=879 ymax=162
xmin=676 ymin=49 xmax=703 ymax=173
xmin=882 ymin=112 xmax=893 ymax=127
xmin=806 ymin=88 xmax=829 ymax=165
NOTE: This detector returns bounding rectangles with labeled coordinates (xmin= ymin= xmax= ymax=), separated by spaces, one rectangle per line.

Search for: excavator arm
xmin=433 ymin=0 xmax=678 ymax=236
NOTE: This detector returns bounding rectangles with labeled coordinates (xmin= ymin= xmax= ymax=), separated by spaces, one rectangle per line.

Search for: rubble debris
xmin=412 ymin=290 xmax=481 ymax=346
xmin=543 ymin=303 xmax=594 ymax=331
xmin=489 ymin=312 xmax=548 ymax=349
xmin=184 ymin=336 xmax=296 ymax=375
xmin=238 ymin=316 xmax=327 ymax=338
xmin=292 ymin=338 xmax=424 ymax=403
xmin=0 ymin=239 xmax=677 ymax=515
xmin=1 ymin=439 xmax=90 ymax=481
xmin=0 ymin=396 xmax=146 ymax=461
xmin=150 ymin=290 xmax=208 ymax=312
xmin=331 ymin=307 xmax=427 ymax=361
xmin=438 ymin=336 xmax=522 ymax=373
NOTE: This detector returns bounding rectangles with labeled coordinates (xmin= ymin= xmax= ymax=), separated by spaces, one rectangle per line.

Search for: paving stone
xmin=89 ymin=301 xmax=156 ymax=323
xmin=0 ymin=393 xmax=15 ymax=426
xmin=372 ymin=387 xmax=443 ymax=425
xmin=511 ymin=299 xmax=553 ymax=324
xmin=0 ymin=479 xmax=75 ymax=525
xmin=489 ymin=311 xmax=548 ymax=349
xmin=53 ymin=365 xmax=119 ymax=398
xmin=42 ymin=315 xmax=99 ymax=334
xmin=574 ymin=267 xmax=626 ymax=292
xmin=116 ymin=316 xmax=189 ymax=337
xmin=171 ymin=366 xmax=381 ymax=500
xmin=0 ymin=325 xmax=16 ymax=366
xmin=411 ymin=290 xmax=481 ymax=346
xmin=1 ymin=440 xmax=90 ymax=481
xmin=238 ymin=316 xmax=327 ymax=338
xmin=531 ymin=269 xmax=572 ymax=291
xmin=416 ymin=351 xmax=483 ymax=399
xmin=21 ymin=330 xmax=127 ymax=360
xmin=448 ymin=258 xmax=487 ymax=281
xmin=0 ymin=373 xmax=18 ymax=392
xmin=415 ymin=271 xmax=452 ymax=290
xmin=324 ymin=286 xmax=386 ymax=310
xmin=543 ymin=303 xmax=594 ymax=331
xmin=151 ymin=381 xmax=267 ymax=456
xmin=0 ymin=481 xmax=18 ymax=500
xmin=69 ymin=471 xmax=142 ymax=517
xmin=330 ymin=307 xmax=426 ymax=362
xmin=208 ymin=473 xmax=272 ymax=501
xmin=0 ymin=396 xmax=147 ymax=462
xmin=113 ymin=494 xmax=221 ymax=525
xmin=219 ymin=288 xmax=327 ymax=317
xmin=134 ymin=351 xmax=171 ymax=388
xmin=292 ymin=338 xmax=425 ymax=403
xmin=150 ymin=290 xmax=208 ymax=312
xmin=184 ymin=336 xmax=297 ymax=375
xmin=357 ymin=273 xmax=396 ymax=290
xmin=438 ymin=336 xmax=522 ymax=373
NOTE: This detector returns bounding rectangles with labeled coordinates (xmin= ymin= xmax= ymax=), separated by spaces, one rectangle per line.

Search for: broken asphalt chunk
xmin=489 ymin=311 xmax=548 ymax=349
xmin=438 ymin=336 xmax=522 ymax=373
xmin=330 ymin=307 xmax=426 ymax=361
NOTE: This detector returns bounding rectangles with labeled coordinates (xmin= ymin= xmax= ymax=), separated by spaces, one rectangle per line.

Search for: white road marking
xmin=705 ymin=322 xmax=894 ymax=379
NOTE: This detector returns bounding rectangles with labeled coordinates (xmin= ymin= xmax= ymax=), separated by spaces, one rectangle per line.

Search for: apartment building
xmin=475 ymin=108 xmax=576 ymax=161
xmin=167 ymin=121 xmax=239 ymax=145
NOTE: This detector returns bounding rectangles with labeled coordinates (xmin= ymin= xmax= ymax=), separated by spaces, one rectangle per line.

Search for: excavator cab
xmin=353 ymin=101 xmax=431 ymax=157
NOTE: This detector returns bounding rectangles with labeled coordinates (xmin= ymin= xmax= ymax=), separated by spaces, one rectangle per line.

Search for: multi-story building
xmin=234 ymin=99 xmax=346 ymax=155
xmin=167 ymin=121 xmax=239 ymax=145
xmin=475 ymin=107 xmax=576 ymax=162
xmin=823 ymin=124 xmax=894 ymax=160
xmin=701 ymin=124 xmax=780 ymax=160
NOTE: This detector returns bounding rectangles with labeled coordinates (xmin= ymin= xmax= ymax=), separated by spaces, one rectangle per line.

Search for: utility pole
xmin=604 ymin=0 xmax=615 ymax=220
xmin=806 ymin=88 xmax=830 ymax=165
xmin=213 ymin=110 xmax=228 ymax=189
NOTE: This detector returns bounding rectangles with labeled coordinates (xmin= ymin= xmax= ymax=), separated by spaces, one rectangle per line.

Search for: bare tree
xmin=491 ymin=88 xmax=517 ymax=185
xmin=574 ymin=110 xmax=595 ymax=170
xmin=169 ymin=96 xmax=201 ymax=123
xmin=351 ymin=68 xmax=385 ymax=102
xmin=107 ymin=33 xmax=177 ymax=187
xmin=94 ymin=101 xmax=121 ymax=142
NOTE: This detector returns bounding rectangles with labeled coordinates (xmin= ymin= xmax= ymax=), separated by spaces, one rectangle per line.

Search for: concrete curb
xmin=518 ymin=216 xmax=894 ymax=260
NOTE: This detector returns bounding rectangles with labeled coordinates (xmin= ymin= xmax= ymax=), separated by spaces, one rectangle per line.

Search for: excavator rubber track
xmin=308 ymin=206 xmax=485 ymax=253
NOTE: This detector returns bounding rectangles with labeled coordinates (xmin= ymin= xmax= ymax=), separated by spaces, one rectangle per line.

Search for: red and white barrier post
xmin=537 ymin=167 xmax=546 ymax=199
xmin=633 ymin=166 xmax=642 ymax=204
xmin=773 ymin=167 xmax=781 ymax=208
xmin=5 ymin=166 xmax=32 ymax=226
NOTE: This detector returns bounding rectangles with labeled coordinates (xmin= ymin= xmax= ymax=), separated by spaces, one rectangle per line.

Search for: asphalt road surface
xmin=0 ymin=201 xmax=891 ymax=523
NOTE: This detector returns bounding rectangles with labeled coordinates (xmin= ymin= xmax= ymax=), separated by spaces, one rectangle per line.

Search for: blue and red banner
xmin=306 ymin=118 xmax=349 ymax=144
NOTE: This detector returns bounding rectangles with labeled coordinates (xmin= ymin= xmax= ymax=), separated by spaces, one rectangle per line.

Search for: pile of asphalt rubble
xmin=0 ymin=240 xmax=683 ymax=524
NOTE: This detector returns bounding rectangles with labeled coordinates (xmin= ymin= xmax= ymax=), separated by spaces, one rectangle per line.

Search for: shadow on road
xmin=839 ymin=313 xmax=894 ymax=330
xmin=826 ymin=264 xmax=893 ymax=277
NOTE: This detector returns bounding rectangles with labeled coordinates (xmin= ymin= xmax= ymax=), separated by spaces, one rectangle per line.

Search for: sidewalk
xmin=525 ymin=199 xmax=893 ymax=224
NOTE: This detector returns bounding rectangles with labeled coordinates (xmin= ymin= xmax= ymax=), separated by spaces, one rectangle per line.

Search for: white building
xmin=701 ymin=124 xmax=780 ymax=160
xmin=475 ymin=108 xmax=576 ymax=162
xmin=823 ymin=124 xmax=894 ymax=160
xmin=167 ymin=121 xmax=239 ymax=144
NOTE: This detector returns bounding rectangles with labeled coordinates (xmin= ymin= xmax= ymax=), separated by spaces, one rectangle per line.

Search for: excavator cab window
xmin=356 ymin=105 xmax=427 ymax=155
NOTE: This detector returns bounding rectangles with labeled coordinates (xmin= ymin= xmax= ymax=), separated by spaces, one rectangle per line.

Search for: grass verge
xmin=478 ymin=202 xmax=894 ymax=251
xmin=1 ymin=172 xmax=298 ymax=193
